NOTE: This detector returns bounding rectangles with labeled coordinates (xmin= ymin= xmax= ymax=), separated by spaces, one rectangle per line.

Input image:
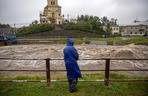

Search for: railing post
xmin=46 ymin=58 xmax=51 ymax=86
xmin=104 ymin=59 xmax=110 ymax=86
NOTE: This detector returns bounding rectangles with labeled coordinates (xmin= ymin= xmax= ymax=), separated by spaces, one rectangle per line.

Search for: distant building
xmin=121 ymin=20 xmax=148 ymax=36
xmin=0 ymin=28 xmax=16 ymax=35
xmin=111 ymin=26 xmax=120 ymax=35
xmin=103 ymin=25 xmax=120 ymax=35
xmin=40 ymin=0 xmax=64 ymax=24
xmin=0 ymin=24 xmax=15 ymax=35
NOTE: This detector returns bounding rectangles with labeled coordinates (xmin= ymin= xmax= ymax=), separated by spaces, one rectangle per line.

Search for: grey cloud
xmin=0 ymin=0 xmax=148 ymax=25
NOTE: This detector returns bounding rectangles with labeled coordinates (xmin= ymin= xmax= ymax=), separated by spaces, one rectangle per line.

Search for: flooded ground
xmin=0 ymin=44 xmax=148 ymax=76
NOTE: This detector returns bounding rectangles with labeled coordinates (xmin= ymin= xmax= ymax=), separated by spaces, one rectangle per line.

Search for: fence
xmin=0 ymin=58 xmax=148 ymax=86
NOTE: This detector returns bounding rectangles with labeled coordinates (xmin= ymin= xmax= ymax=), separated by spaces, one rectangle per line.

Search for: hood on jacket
xmin=67 ymin=38 xmax=74 ymax=46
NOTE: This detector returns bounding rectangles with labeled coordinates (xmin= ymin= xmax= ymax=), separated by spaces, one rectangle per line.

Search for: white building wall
xmin=111 ymin=26 xmax=120 ymax=34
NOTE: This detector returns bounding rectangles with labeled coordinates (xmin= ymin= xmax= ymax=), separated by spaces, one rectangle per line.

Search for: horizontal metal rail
xmin=0 ymin=80 xmax=104 ymax=83
xmin=0 ymin=79 xmax=147 ymax=83
xmin=109 ymin=79 xmax=148 ymax=82
xmin=0 ymin=69 xmax=148 ymax=72
xmin=0 ymin=58 xmax=148 ymax=60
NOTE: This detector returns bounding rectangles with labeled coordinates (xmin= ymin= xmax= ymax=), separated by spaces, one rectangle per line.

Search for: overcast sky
xmin=0 ymin=0 xmax=148 ymax=26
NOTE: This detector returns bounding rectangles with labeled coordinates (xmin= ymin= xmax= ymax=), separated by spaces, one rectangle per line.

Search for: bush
xmin=64 ymin=15 xmax=104 ymax=35
xmin=16 ymin=24 xmax=54 ymax=36
xmin=85 ymin=40 xmax=90 ymax=44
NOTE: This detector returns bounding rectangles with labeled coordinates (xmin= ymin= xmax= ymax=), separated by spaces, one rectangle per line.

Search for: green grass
xmin=0 ymin=72 xmax=148 ymax=80
xmin=120 ymin=37 xmax=148 ymax=45
xmin=90 ymin=37 xmax=122 ymax=41
xmin=58 ymin=38 xmax=84 ymax=44
xmin=89 ymin=37 xmax=148 ymax=45
xmin=0 ymin=73 xmax=148 ymax=96
xmin=57 ymin=36 xmax=147 ymax=45
xmin=16 ymin=24 xmax=54 ymax=36
xmin=56 ymin=36 xmax=147 ymax=45
xmin=0 ymin=82 xmax=148 ymax=96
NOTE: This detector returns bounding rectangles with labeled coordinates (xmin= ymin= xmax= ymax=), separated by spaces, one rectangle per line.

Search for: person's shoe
xmin=69 ymin=80 xmax=77 ymax=93
xmin=69 ymin=88 xmax=77 ymax=93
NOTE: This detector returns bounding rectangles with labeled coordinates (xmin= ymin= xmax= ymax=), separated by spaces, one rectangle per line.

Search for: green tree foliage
xmin=101 ymin=16 xmax=109 ymax=26
xmin=0 ymin=23 xmax=11 ymax=28
xmin=106 ymin=23 xmax=112 ymax=36
xmin=32 ymin=20 xmax=38 ymax=25
xmin=64 ymin=15 xmax=117 ymax=36
xmin=64 ymin=15 xmax=104 ymax=35
xmin=16 ymin=24 xmax=54 ymax=36
xmin=101 ymin=16 xmax=116 ymax=37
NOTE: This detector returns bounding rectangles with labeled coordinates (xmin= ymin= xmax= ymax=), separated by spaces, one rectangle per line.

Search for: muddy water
xmin=0 ymin=44 xmax=148 ymax=76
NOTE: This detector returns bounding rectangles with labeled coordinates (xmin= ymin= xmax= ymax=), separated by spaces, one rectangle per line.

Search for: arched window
xmin=51 ymin=1 xmax=55 ymax=5
xmin=52 ymin=12 xmax=55 ymax=17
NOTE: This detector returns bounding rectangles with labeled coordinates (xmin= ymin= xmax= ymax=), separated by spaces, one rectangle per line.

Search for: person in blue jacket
xmin=63 ymin=38 xmax=82 ymax=93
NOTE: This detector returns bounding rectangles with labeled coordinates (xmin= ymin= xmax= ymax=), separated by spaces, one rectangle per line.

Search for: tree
xmin=101 ymin=16 xmax=109 ymax=26
xmin=0 ymin=23 xmax=11 ymax=28
xmin=106 ymin=23 xmax=112 ymax=37
xmin=32 ymin=20 xmax=38 ymax=25
xmin=64 ymin=15 xmax=103 ymax=34
xmin=110 ymin=18 xmax=118 ymax=26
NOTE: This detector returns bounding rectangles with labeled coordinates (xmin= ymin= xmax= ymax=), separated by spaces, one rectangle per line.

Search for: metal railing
xmin=0 ymin=58 xmax=148 ymax=86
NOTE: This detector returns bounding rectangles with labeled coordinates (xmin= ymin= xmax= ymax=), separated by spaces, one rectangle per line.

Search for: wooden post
xmin=105 ymin=59 xmax=110 ymax=86
xmin=46 ymin=58 xmax=51 ymax=86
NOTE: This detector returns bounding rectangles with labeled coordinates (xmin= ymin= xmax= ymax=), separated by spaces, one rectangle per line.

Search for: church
xmin=40 ymin=0 xmax=64 ymax=24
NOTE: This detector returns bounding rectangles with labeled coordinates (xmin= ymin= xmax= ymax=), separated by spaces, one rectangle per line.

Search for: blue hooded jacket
xmin=64 ymin=39 xmax=82 ymax=80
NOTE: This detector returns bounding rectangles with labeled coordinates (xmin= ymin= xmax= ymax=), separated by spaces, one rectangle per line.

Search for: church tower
xmin=40 ymin=0 xmax=64 ymax=24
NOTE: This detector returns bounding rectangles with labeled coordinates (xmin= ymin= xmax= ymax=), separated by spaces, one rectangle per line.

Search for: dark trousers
xmin=68 ymin=79 xmax=78 ymax=93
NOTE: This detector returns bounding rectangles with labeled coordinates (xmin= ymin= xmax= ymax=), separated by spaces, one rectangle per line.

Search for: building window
xmin=139 ymin=29 xmax=144 ymax=31
xmin=130 ymin=32 xmax=132 ymax=34
xmin=59 ymin=14 xmax=60 ymax=16
xmin=140 ymin=32 xmax=143 ymax=34
xmin=140 ymin=26 xmax=142 ymax=28
xmin=51 ymin=2 xmax=55 ymax=5
xmin=59 ymin=21 xmax=60 ymax=24
xmin=135 ymin=32 xmax=137 ymax=34
xmin=52 ymin=12 xmax=55 ymax=17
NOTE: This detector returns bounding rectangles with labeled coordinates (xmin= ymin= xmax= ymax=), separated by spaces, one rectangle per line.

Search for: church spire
xmin=40 ymin=0 xmax=63 ymax=24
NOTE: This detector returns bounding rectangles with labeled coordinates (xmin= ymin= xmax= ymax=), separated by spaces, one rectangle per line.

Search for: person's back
xmin=63 ymin=38 xmax=81 ymax=93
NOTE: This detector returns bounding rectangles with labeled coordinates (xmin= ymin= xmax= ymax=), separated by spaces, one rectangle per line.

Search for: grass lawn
xmin=0 ymin=82 xmax=148 ymax=96
xmin=89 ymin=36 xmax=148 ymax=45
xmin=55 ymin=36 xmax=148 ymax=45
xmin=0 ymin=73 xmax=148 ymax=96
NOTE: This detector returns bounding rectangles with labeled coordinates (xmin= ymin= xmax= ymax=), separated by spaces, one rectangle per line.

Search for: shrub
xmin=16 ymin=24 xmax=54 ymax=36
